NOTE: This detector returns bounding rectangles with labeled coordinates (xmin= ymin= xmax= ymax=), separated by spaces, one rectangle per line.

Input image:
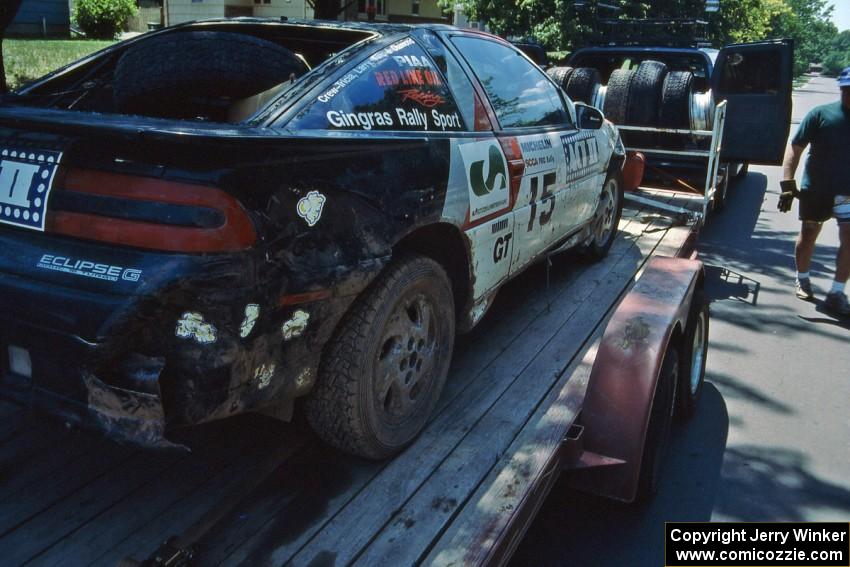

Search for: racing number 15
xmin=527 ymin=172 xmax=556 ymax=232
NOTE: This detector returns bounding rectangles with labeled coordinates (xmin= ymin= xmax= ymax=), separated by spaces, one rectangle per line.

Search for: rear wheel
xmin=582 ymin=171 xmax=624 ymax=261
xmin=305 ymin=255 xmax=455 ymax=459
xmin=677 ymin=289 xmax=709 ymax=420
xmin=636 ymin=347 xmax=678 ymax=501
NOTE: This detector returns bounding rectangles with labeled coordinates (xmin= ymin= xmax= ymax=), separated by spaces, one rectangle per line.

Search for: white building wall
xmin=254 ymin=0 xmax=314 ymax=20
xmin=167 ymin=0 xmax=226 ymax=25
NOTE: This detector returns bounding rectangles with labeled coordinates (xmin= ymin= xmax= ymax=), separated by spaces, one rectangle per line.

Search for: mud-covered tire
xmin=677 ymin=289 xmax=708 ymax=421
xmin=113 ymin=31 xmax=308 ymax=120
xmin=305 ymin=255 xmax=455 ymax=460
xmin=659 ymin=71 xmax=694 ymax=129
xmin=583 ymin=170 xmax=624 ymax=261
xmin=626 ymin=60 xmax=669 ymax=126
xmin=602 ymin=69 xmax=634 ymax=125
xmin=636 ymin=347 xmax=678 ymax=502
xmin=546 ymin=66 xmax=575 ymax=91
xmin=565 ymin=67 xmax=601 ymax=105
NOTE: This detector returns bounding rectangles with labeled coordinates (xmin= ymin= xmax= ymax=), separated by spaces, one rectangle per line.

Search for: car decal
xmin=458 ymin=140 xmax=510 ymax=223
xmin=0 ymin=147 xmax=62 ymax=231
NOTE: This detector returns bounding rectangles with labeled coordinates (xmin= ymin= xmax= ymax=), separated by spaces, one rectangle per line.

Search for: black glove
xmin=778 ymin=179 xmax=799 ymax=213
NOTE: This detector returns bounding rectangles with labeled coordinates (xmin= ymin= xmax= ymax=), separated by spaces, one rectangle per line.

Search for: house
xmin=164 ymin=0 xmax=448 ymax=27
xmin=165 ymin=0 xmax=314 ymax=26
xmin=7 ymin=0 xmax=70 ymax=36
xmin=351 ymin=0 xmax=449 ymax=24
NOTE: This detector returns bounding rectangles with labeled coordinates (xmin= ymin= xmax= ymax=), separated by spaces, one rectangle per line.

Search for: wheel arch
xmin=392 ymin=222 xmax=472 ymax=325
xmin=566 ymin=256 xmax=704 ymax=503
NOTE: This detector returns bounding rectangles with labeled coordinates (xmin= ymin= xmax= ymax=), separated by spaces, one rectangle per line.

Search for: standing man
xmin=778 ymin=67 xmax=850 ymax=315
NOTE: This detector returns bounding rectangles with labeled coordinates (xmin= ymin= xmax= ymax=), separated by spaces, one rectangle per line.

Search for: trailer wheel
xmin=602 ymin=69 xmax=634 ymax=125
xmin=677 ymin=289 xmax=709 ymax=420
xmin=659 ymin=71 xmax=694 ymax=129
xmin=546 ymin=66 xmax=575 ymax=91
xmin=626 ymin=60 xmax=668 ymax=126
xmin=565 ymin=67 xmax=601 ymax=105
xmin=305 ymin=255 xmax=455 ymax=460
xmin=113 ymin=31 xmax=308 ymax=120
xmin=636 ymin=347 xmax=678 ymax=501
xmin=582 ymin=171 xmax=624 ymax=260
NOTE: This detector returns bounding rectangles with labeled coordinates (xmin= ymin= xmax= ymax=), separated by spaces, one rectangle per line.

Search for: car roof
xmin=174 ymin=17 xmax=466 ymax=36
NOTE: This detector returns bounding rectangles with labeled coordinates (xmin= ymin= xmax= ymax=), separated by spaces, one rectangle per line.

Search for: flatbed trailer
xmin=0 ymin=191 xmax=704 ymax=567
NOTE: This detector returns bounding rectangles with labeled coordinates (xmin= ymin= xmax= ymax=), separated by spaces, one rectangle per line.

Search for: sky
xmin=830 ymin=1 xmax=850 ymax=31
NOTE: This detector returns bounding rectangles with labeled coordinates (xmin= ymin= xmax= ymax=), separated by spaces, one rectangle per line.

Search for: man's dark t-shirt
xmin=791 ymin=102 xmax=850 ymax=196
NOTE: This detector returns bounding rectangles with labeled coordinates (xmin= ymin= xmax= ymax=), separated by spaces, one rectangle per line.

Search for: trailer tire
xmin=546 ymin=66 xmax=575 ymax=91
xmin=603 ymin=69 xmax=634 ymax=125
xmin=305 ymin=255 xmax=455 ymax=460
xmin=565 ymin=67 xmax=601 ymax=105
xmin=582 ymin=170 xmax=623 ymax=261
xmin=636 ymin=347 xmax=678 ymax=502
xmin=659 ymin=71 xmax=693 ymax=129
xmin=626 ymin=60 xmax=668 ymax=126
xmin=113 ymin=31 xmax=308 ymax=120
xmin=677 ymin=289 xmax=708 ymax=421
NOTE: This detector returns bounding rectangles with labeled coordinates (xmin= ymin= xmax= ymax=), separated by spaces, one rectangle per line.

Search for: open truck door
xmin=711 ymin=39 xmax=794 ymax=165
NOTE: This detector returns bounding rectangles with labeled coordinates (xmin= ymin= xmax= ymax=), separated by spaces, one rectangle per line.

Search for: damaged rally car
xmin=0 ymin=19 xmax=627 ymax=458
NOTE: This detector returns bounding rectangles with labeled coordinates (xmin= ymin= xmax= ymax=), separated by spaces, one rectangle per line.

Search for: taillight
xmin=46 ymin=168 xmax=256 ymax=253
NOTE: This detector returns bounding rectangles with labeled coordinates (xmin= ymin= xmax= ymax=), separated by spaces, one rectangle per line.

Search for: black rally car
xmin=0 ymin=20 xmax=626 ymax=458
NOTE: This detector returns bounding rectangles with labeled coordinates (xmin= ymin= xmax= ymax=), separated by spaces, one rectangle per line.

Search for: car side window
xmin=450 ymin=36 xmax=568 ymax=129
xmin=288 ymin=37 xmax=465 ymax=132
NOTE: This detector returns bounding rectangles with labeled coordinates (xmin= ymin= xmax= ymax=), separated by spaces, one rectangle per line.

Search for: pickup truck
xmin=559 ymin=39 xmax=794 ymax=210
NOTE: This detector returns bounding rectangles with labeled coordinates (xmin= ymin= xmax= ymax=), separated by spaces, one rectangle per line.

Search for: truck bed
xmin=0 ymin=192 xmax=698 ymax=567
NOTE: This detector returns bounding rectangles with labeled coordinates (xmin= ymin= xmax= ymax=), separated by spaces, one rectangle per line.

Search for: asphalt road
xmin=511 ymin=75 xmax=850 ymax=567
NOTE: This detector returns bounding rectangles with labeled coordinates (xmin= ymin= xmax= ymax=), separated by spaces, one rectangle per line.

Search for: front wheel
xmin=305 ymin=255 xmax=455 ymax=460
xmin=583 ymin=172 xmax=624 ymax=261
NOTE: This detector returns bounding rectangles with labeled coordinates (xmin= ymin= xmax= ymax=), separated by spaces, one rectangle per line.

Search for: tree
xmin=0 ymin=0 xmax=24 ymax=94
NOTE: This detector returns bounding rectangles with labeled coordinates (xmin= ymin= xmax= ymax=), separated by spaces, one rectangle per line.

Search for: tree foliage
xmin=450 ymin=0 xmax=841 ymax=76
xmin=72 ymin=0 xmax=137 ymax=40
xmin=822 ymin=30 xmax=850 ymax=76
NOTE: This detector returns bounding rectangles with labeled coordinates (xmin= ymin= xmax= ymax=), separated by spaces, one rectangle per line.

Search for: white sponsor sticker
xmin=296 ymin=191 xmax=326 ymax=227
xmin=0 ymin=147 xmax=62 ymax=231
xmin=458 ymin=140 xmax=510 ymax=223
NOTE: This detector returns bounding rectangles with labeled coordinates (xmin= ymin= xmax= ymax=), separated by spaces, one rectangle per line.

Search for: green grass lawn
xmin=4 ymin=39 xmax=115 ymax=91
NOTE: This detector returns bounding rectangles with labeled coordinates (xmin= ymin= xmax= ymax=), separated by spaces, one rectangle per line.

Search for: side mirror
xmin=576 ymin=103 xmax=604 ymax=130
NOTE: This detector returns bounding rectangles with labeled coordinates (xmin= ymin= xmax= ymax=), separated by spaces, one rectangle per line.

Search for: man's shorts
xmin=799 ymin=192 xmax=850 ymax=224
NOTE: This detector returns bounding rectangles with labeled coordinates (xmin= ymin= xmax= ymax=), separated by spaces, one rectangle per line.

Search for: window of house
xmin=450 ymin=36 xmax=568 ymax=129
xmin=288 ymin=37 xmax=465 ymax=132
xmin=357 ymin=0 xmax=386 ymax=15
xmin=412 ymin=0 xmax=420 ymax=15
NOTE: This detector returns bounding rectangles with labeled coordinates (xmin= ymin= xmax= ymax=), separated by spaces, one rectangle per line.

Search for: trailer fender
xmin=568 ymin=256 xmax=704 ymax=502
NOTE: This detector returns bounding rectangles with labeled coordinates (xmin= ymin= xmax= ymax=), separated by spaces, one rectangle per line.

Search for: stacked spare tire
xmin=112 ymin=31 xmax=309 ymax=121
xmin=546 ymin=61 xmax=715 ymax=145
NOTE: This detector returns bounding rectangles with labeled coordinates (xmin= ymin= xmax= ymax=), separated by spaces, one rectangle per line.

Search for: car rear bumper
xmin=0 ymin=261 xmax=359 ymax=449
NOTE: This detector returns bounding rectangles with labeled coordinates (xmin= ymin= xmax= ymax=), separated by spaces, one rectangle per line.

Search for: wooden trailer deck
xmin=0 ymin=193 xmax=698 ymax=567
